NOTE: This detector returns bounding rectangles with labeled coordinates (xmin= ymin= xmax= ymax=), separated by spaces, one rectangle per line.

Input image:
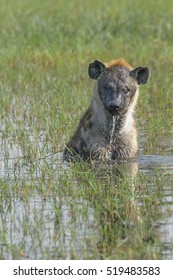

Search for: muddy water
xmin=0 ymin=129 xmax=173 ymax=259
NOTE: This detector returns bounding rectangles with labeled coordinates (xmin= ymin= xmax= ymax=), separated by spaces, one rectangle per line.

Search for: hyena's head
xmin=88 ymin=58 xmax=149 ymax=115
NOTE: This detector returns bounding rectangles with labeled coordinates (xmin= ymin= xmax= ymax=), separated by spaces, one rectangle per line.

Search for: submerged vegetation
xmin=0 ymin=0 xmax=173 ymax=259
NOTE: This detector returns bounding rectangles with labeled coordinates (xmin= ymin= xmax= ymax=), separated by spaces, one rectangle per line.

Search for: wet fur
xmin=64 ymin=58 xmax=149 ymax=161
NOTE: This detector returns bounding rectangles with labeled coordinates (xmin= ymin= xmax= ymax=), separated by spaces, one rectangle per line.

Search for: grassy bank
xmin=0 ymin=0 xmax=173 ymax=259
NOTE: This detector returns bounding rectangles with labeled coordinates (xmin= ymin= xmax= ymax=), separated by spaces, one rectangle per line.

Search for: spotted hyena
xmin=64 ymin=58 xmax=149 ymax=161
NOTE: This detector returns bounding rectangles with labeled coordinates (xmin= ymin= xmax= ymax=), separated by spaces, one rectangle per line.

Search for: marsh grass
xmin=0 ymin=0 xmax=173 ymax=259
xmin=0 ymin=161 xmax=166 ymax=259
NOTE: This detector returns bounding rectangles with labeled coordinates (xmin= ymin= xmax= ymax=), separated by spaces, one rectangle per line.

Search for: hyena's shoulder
xmin=78 ymin=107 xmax=93 ymax=131
xmin=63 ymin=107 xmax=93 ymax=161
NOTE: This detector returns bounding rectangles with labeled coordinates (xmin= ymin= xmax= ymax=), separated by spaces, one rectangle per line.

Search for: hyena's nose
xmin=108 ymin=102 xmax=120 ymax=111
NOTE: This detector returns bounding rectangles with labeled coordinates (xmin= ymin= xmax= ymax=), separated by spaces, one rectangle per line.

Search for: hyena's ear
xmin=88 ymin=60 xmax=105 ymax=79
xmin=130 ymin=67 xmax=149 ymax=85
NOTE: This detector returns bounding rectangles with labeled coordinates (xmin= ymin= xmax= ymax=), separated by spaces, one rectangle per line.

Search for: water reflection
xmin=0 ymin=132 xmax=173 ymax=259
xmin=138 ymin=155 xmax=173 ymax=259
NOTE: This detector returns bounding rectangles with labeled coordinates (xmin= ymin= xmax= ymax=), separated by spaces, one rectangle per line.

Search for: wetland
xmin=0 ymin=0 xmax=173 ymax=259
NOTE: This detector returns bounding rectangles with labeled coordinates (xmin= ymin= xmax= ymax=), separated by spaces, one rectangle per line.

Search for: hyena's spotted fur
xmin=64 ymin=58 xmax=149 ymax=161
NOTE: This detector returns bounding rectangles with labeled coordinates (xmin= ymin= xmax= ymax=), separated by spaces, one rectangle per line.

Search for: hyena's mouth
xmin=106 ymin=106 xmax=126 ymax=116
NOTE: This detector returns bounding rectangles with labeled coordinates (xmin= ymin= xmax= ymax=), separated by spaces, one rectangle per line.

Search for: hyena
xmin=64 ymin=58 xmax=149 ymax=161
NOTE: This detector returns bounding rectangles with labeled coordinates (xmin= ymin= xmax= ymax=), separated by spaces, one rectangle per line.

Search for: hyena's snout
xmin=106 ymin=92 xmax=124 ymax=115
xmin=107 ymin=99 xmax=121 ymax=111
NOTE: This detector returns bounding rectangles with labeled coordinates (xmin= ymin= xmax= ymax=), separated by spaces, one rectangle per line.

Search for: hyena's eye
xmin=124 ymin=86 xmax=130 ymax=94
xmin=103 ymin=85 xmax=109 ymax=91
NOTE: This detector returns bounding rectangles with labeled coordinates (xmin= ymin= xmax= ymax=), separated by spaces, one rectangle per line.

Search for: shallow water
xmin=0 ymin=129 xmax=173 ymax=259
xmin=138 ymin=126 xmax=173 ymax=259
xmin=138 ymin=154 xmax=173 ymax=259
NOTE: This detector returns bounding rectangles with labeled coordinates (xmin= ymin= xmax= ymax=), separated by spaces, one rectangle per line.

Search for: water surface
xmin=0 ymin=129 xmax=173 ymax=259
